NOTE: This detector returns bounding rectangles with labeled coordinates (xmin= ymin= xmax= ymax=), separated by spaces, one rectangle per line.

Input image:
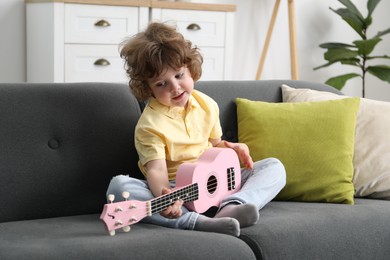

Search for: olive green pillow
xmin=236 ymin=97 xmax=360 ymax=204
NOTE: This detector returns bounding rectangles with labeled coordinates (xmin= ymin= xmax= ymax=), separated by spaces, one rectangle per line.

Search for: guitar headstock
xmin=100 ymin=192 xmax=149 ymax=236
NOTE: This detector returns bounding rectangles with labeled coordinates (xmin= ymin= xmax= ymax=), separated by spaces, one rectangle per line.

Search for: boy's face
xmin=147 ymin=66 xmax=194 ymax=108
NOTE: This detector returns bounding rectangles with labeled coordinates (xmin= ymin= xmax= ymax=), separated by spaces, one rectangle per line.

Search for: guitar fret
xmin=151 ymin=194 xmax=199 ymax=213
xmin=150 ymin=183 xmax=199 ymax=215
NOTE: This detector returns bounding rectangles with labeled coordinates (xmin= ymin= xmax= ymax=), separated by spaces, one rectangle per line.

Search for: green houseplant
xmin=314 ymin=0 xmax=390 ymax=97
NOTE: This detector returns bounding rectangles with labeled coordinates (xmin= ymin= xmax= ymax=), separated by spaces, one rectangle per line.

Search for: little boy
xmin=107 ymin=22 xmax=286 ymax=237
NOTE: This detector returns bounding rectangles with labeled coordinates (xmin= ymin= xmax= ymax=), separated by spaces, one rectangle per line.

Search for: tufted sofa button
xmin=48 ymin=139 xmax=60 ymax=149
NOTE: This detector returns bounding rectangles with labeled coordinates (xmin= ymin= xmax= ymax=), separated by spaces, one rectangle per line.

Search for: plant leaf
xmin=339 ymin=0 xmax=365 ymax=20
xmin=340 ymin=58 xmax=360 ymax=66
xmin=313 ymin=61 xmax=338 ymax=70
xmin=314 ymin=58 xmax=360 ymax=70
xmin=353 ymin=37 xmax=382 ymax=55
xmin=331 ymin=7 xmax=366 ymax=38
xmin=324 ymin=48 xmax=359 ymax=62
xmin=325 ymin=73 xmax=360 ymax=90
xmin=367 ymin=0 xmax=381 ymax=17
xmin=375 ymin=27 xmax=390 ymax=38
xmin=319 ymin=42 xmax=355 ymax=49
xmin=366 ymin=55 xmax=390 ymax=60
xmin=367 ymin=65 xmax=390 ymax=83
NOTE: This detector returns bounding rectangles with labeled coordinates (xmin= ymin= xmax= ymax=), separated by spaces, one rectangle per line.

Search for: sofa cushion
xmin=0 ymin=214 xmax=256 ymax=260
xmin=236 ymin=97 xmax=360 ymax=204
xmin=282 ymin=85 xmax=390 ymax=200
xmin=240 ymin=199 xmax=390 ymax=260
xmin=0 ymin=83 xmax=143 ymax=223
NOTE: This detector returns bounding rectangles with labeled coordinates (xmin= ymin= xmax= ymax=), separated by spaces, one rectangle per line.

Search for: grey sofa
xmin=1 ymin=80 xmax=389 ymax=260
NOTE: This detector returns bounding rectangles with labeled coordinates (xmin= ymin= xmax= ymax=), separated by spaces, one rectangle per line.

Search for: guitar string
xmin=116 ymin=186 xmax=199 ymax=223
xmin=151 ymin=194 xmax=199 ymax=214
xmin=151 ymin=185 xmax=199 ymax=214
xmin=151 ymin=171 xmax=238 ymax=213
xmin=109 ymin=196 xmax=190 ymax=229
xmin=115 ymin=184 xmax=199 ymax=218
xmin=114 ymin=193 xmax=200 ymax=221
xmin=150 ymin=174 xmax=236 ymax=213
xmin=112 ymin=172 xmax=237 ymax=225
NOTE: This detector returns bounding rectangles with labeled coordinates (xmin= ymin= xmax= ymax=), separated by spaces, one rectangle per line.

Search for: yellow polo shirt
xmin=135 ymin=90 xmax=222 ymax=180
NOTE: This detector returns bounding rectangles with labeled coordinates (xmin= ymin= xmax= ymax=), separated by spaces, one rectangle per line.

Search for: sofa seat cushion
xmin=0 ymin=214 xmax=255 ymax=260
xmin=240 ymin=199 xmax=390 ymax=260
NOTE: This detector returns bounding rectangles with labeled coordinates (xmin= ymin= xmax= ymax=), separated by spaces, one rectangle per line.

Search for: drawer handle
xmin=94 ymin=58 xmax=111 ymax=66
xmin=94 ymin=19 xmax=111 ymax=27
xmin=186 ymin=23 xmax=201 ymax=31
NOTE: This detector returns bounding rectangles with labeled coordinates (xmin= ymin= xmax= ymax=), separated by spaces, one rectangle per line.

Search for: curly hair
xmin=120 ymin=22 xmax=203 ymax=101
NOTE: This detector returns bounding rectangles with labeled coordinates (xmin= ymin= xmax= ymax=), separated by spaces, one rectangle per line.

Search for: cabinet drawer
xmin=65 ymin=45 xmax=127 ymax=83
xmin=153 ymin=9 xmax=226 ymax=47
xmin=65 ymin=4 xmax=139 ymax=44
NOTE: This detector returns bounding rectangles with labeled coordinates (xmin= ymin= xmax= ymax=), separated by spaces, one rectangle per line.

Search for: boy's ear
xmin=145 ymin=85 xmax=154 ymax=97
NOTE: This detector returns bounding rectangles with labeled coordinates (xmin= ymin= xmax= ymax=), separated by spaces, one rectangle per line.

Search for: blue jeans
xmin=106 ymin=157 xmax=286 ymax=230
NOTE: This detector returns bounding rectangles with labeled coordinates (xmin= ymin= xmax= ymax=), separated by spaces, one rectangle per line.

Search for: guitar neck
xmin=149 ymin=183 xmax=199 ymax=215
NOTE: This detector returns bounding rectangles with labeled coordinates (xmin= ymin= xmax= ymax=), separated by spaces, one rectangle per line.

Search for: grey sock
xmin=194 ymin=215 xmax=240 ymax=237
xmin=215 ymin=203 xmax=259 ymax=228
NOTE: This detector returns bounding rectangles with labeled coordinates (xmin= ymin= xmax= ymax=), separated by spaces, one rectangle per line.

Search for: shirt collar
xmin=148 ymin=92 xmax=199 ymax=119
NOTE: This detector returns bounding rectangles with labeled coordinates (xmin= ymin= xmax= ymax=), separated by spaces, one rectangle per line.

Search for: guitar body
xmin=175 ymin=147 xmax=241 ymax=213
xmin=100 ymin=147 xmax=241 ymax=235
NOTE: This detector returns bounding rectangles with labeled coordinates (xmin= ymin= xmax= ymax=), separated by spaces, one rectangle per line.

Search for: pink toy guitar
xmin=100 ymin=147 xmax=241 ymax=236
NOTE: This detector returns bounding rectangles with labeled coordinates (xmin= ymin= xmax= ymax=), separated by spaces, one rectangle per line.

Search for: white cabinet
xmin=26 ymin=2 xmax=149 ymax=83
xmin=26 ymin=1 xmax=235 ymax=83
xmin=151 ymin=8 xmax=234 ymax=81
xmin=62 ymin=4 xmax=145 ymax=82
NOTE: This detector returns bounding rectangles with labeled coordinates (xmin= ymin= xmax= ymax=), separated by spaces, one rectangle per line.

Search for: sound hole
xmin=207 ymin=175 xmax=217 ymax=194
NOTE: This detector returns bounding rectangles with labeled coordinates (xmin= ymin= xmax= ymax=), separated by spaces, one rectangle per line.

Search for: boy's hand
xmin=224 ymin=141 xmax=254 ymax=170
xmin=160 ymin=187 xmax=184 ymax=219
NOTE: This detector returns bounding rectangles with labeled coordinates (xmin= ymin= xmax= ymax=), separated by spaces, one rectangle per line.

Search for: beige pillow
xmin=282 ymin=84 xmax=390 ymax=200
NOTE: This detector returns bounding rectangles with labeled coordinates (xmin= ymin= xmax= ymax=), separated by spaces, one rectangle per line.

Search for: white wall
xmin=200 ymin=0 xmax=390 ymax=101
xmin=1 ymin=0 xmax=389 ymax=100
xmin=0 ymin=0 xmax=26 ymax=82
